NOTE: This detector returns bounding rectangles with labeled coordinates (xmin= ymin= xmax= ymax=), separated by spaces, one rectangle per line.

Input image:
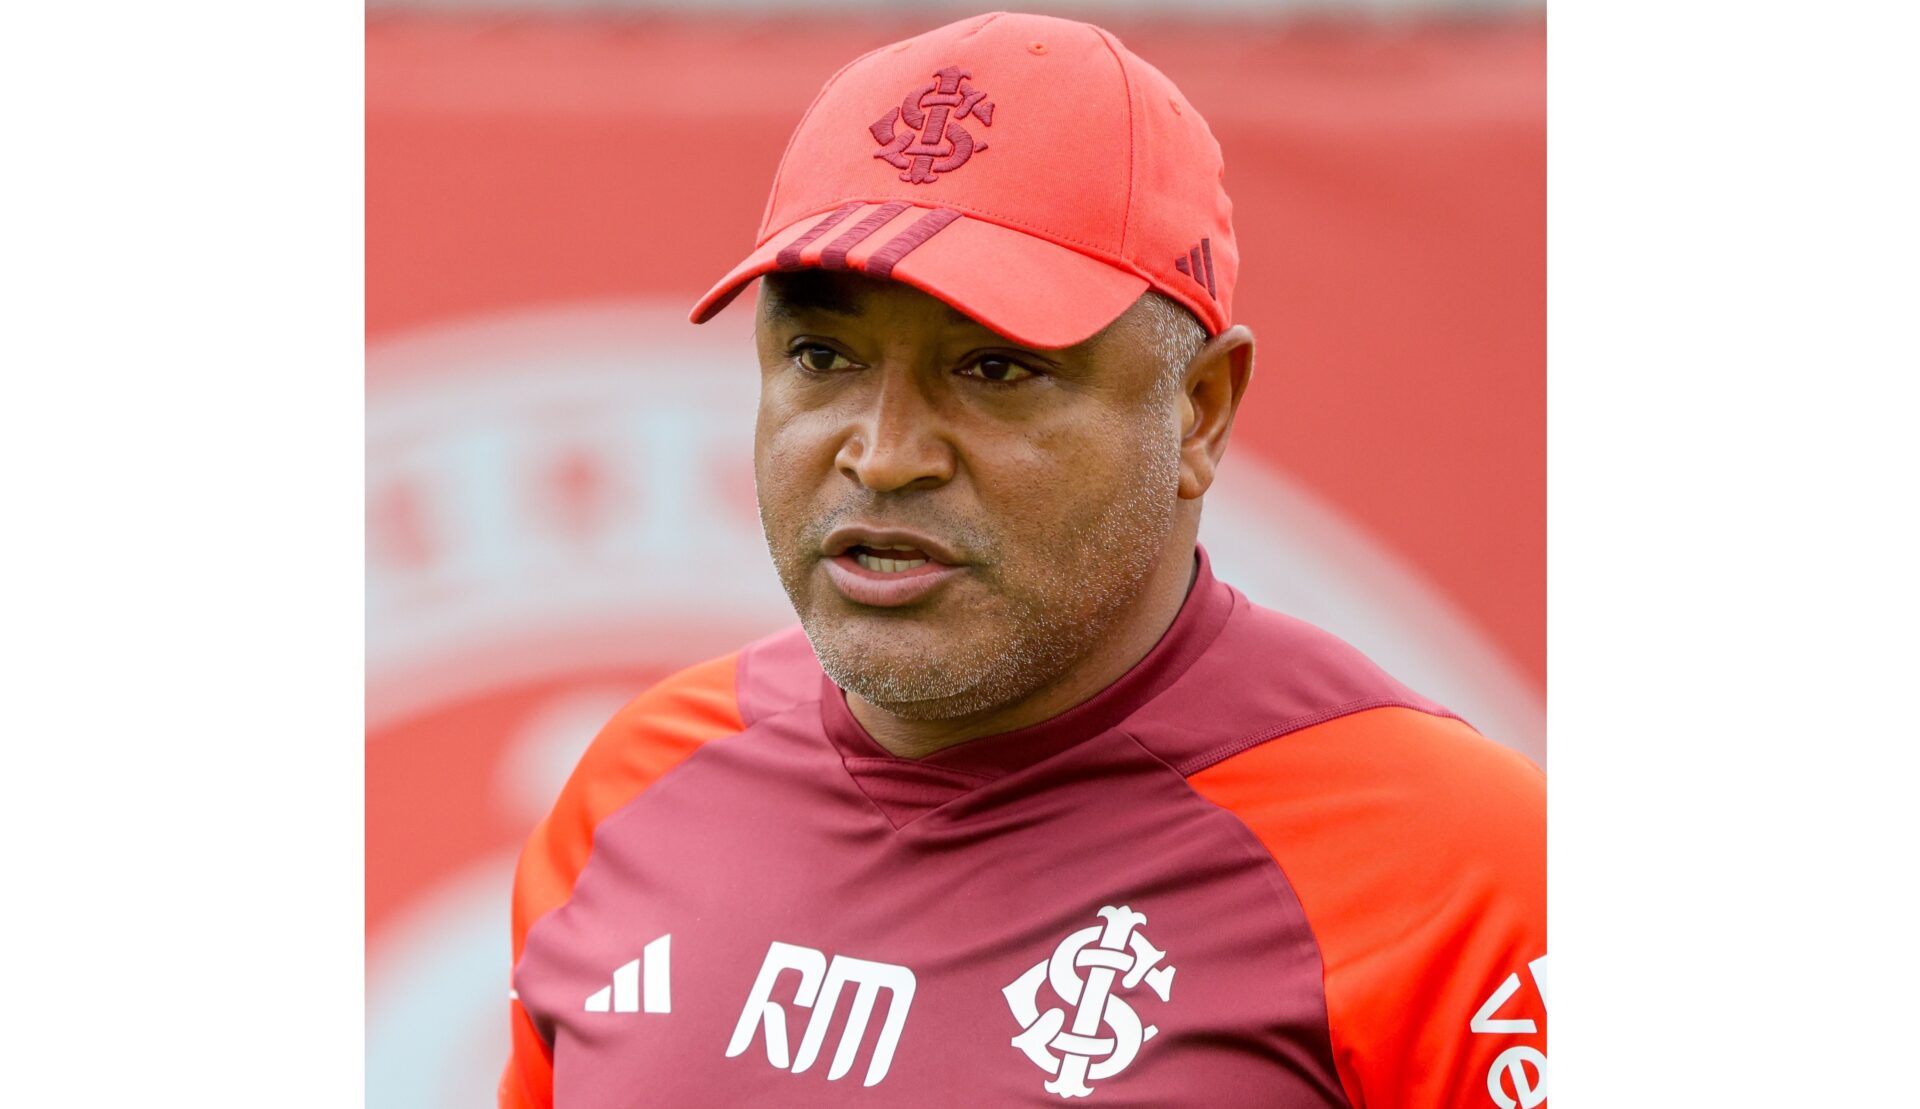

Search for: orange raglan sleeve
xmin=1189 ymin=706 xmax=1547 ymax=1109
xmin=498 ymin=653 xmax=745 ymax=1109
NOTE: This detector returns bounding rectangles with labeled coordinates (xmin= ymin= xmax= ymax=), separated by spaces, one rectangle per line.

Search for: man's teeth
xmin=853 ymin=545 xmax=929 ymax=574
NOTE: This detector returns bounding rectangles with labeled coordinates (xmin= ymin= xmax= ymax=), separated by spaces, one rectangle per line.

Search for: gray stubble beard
xmin=770 ymin=429 xmax=1184 ymax=725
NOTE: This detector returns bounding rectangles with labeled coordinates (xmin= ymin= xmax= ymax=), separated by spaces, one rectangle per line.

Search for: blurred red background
xmin=367 ymin=12 xmax=1541 ymax=1105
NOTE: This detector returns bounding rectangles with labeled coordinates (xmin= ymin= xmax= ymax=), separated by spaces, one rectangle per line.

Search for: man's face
xmin=752 ymin=270 xmax=1186 ymax=722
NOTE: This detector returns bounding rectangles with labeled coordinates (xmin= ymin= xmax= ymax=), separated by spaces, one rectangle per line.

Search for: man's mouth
xmin=820 ymin=528 xmax=965 ymax=607
xmin=848 ymin=544 xmax=931 ymax=574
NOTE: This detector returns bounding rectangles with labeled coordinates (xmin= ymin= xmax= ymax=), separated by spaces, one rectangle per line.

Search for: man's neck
xmin=847 ymin=548 xmax=1200 ymax=760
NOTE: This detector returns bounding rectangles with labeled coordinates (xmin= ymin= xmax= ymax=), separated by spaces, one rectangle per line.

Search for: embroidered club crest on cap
xmin=871 ymin=66 xmax=995 ymax=183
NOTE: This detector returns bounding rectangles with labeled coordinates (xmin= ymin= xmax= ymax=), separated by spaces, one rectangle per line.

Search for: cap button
xmin=1027 ymin=41 xmax=1049 ymax=55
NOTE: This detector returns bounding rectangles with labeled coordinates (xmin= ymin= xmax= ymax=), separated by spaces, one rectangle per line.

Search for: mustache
xmin=799 ymin=498 xmax=993 ymax=562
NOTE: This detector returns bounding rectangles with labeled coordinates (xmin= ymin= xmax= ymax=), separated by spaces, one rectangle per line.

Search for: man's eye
xmin=792 ymin=345 xmax=854 ymax=373
xmin=962 ymin=356 xmax=1037 ymax=384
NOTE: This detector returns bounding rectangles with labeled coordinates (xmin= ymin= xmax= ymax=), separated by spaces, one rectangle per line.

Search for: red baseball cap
xmin=689 ymin=11 xmax=1237 ymax=350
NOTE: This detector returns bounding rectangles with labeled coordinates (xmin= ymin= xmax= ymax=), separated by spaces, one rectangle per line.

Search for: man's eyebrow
xmin=760 ymin=273 xmax=859 ymax=322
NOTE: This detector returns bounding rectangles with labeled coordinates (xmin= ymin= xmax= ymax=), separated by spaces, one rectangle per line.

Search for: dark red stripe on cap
xmin=775 ymin=202 xmax=863 ymax=269
xmin=1201 ymin=237 xmax=1217 ymax=300
xmin=820 ymin=202 xmax=909 ymax=270
xmin=865 ymin=208 xmax=963 ymax=279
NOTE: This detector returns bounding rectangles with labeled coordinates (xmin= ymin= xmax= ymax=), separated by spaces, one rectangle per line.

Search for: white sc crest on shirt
xmin=1002 ymin=904 xmax=1176 ymax=1099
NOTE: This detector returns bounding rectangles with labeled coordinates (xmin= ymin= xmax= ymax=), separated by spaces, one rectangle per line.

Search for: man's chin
xmin=819 ymin=657 xmax=984 ymax=717
xmin=803 ymin=622 xmax=983 ymax=708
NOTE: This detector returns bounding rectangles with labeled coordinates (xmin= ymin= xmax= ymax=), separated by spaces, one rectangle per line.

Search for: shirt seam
xmin=512 ymin=704 xmax=783 ymax=1049
xmin=1090 ymin=26 xmax=1137 ymax=255
xmin=1123 ymin=729 xmax=1357 ymax=1109
xmin=1171 ymin=699 xmax=1464 ymax=778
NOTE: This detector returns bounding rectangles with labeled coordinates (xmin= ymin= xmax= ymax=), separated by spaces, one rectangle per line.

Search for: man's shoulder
xmin=1147 ymin=583 xmax=1542 ymax=864
xmin=1178 ymin=621 xmax=1545 ymax=1047
xmin=1170 ymin=608 xmax=1544 ymax=1108
xmin=1134 ymin=583 xmax=1473 ymax=775
xmin=511 ymin=629 xmax=819 ymax=939
xmin=1187 ymin=703 xmax=1543 ymax=844
xmin=604 ymin=651 xmax=741 ymax=734
xmin=578 ymin=624 xmax=819 ymax=774
xmin=510 ymin=642 xmax=762 ymax=955
xmin=547 ymin=650 xmax=747 ymax=829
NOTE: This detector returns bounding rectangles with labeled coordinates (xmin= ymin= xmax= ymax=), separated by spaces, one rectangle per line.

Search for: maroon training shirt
xmin=503 ymin=546 xmax=1547 ymax=1107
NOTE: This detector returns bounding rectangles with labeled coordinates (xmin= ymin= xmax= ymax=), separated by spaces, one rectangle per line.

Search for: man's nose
xmin=834 ymin=368 xmax=956 ymax=493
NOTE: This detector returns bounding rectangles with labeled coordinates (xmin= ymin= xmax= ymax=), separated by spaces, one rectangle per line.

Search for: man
xmin=502 ymin=12 xmax=1544 ymax=1108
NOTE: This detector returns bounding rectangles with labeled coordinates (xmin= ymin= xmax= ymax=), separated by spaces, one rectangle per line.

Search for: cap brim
xmin=689 ymin=204 xmax=1150 ymax=350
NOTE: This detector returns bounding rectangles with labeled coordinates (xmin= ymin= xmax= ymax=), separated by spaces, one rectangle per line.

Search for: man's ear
xmin=1177 ymin=325 xmax=1256 ymax=500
